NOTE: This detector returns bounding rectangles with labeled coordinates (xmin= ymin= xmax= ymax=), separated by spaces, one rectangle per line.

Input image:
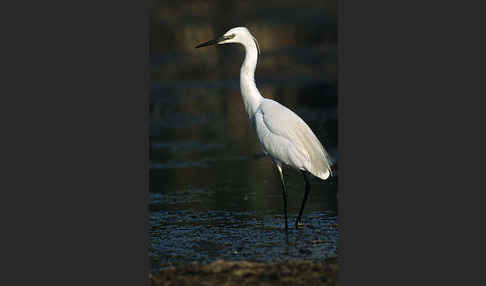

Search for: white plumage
xmin=254 ymin=100 xmax=332 ymax=180
xmin=196 ymin=27 xmax=333 ymax=232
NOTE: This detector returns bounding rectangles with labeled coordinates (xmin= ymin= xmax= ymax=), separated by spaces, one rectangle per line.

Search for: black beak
xmin=195 ymin=35 xmax=227 ymax=49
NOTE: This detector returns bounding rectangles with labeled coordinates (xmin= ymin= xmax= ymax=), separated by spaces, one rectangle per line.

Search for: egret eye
xmin=225 ymin=33 xmax=235 ymax=40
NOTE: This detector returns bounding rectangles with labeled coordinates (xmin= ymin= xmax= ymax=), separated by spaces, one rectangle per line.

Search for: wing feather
xmin=255 ymin=99 xmax=332 ymax=179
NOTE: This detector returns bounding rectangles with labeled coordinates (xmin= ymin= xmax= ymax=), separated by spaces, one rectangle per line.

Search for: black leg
xmin=296 ymin=171 xmax=311 ymax=228
xmin=275 ymin=164 xmax=288 ymax=233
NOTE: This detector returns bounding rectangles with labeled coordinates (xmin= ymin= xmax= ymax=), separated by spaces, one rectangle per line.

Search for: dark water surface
xmin=149 ymin=72 xmax=338 ymax=272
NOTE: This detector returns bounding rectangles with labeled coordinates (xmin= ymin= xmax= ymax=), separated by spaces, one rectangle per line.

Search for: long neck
xmin=240 ymin=39 xmax=263 ymax=119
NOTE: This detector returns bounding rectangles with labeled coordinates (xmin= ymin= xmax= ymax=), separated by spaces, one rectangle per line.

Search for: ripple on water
xmin=149 ymin=204 xmax=338 ymax=271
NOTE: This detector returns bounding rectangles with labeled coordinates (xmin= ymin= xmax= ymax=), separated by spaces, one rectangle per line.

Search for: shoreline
xmin=149 ymin=257 xmax=339 ymax=286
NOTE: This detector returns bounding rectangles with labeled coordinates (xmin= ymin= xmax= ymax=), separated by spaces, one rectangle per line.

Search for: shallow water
xmin=149 ymin=187 xmax=338 ymax=270
xmin=149 ymin=71 xmax=338 ymax=271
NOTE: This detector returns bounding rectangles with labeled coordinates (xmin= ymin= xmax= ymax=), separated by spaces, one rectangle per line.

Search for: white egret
xmin=196 ymin=27 xmax=333 ymax=232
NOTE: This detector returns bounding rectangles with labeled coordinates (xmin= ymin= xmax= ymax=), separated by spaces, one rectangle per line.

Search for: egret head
xmin=195 ymin=27 xmax=260 ymax=54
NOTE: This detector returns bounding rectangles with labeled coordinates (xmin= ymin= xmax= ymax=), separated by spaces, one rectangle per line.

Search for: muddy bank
xmin=149 ymin=258 xmax=339 ymax=286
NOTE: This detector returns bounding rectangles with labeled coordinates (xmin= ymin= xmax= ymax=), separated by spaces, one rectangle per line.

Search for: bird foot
xmin=295 ymin=221 xmax=304 ymax=229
